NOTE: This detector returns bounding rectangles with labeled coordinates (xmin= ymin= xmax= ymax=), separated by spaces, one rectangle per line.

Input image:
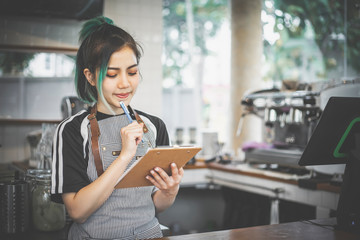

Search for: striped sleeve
xmin=51 ymin=110 xmax=91 ymax=203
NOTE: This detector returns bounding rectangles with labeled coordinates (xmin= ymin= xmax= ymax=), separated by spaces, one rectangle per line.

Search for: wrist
xmin=117 ymin=151 xmax=134 ymax=163
xmin=161 ymin=185 xmax=179 ymax=197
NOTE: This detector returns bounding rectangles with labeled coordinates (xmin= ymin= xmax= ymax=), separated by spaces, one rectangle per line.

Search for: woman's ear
xmin=84 ymin=68 xmax=96 ymax=86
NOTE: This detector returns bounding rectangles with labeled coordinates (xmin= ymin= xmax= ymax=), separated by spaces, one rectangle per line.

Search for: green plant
xmin=0 ymin=52 xmax=36 ymax=75
xmin=273 ymin=0 xmax=360 ymax=75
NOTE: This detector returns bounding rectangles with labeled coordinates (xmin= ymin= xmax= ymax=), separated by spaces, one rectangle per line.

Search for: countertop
xmin=154 ymin=218 xmax=360 ymax=240
xmin=3 ymin=218 xmax=359 ymax=240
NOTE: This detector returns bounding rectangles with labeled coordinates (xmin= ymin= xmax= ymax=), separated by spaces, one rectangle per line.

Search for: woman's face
xmin=95 ymin=46 xmax=140 ymax=115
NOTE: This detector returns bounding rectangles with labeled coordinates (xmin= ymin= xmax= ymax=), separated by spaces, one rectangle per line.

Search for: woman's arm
xmin=62 ymin=122 xmax=143 ymax=223
xmin=147 ymin=163 xmax=184 ymax=213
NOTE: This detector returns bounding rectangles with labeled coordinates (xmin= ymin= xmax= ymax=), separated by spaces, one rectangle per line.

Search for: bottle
xmin=31 ymin=174 xmax=65 ymax=231
xmin=36 ymin=123 xmax=57 ymax=169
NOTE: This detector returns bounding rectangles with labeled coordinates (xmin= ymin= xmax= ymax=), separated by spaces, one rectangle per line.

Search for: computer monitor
xmin=298 ymin=96 xmax=360 ymax=233
xmin=299 ymin=97 xmax=360 ymax=167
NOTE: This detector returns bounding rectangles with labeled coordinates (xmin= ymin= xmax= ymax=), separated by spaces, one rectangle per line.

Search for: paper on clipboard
xmin=115 ymin=146 xmax=202 ymax=189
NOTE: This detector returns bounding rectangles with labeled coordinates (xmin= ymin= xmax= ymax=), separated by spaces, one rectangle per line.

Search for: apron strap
xmin=87 ymin=105 xmax=150 ymax=177
xmin=128 ymin=105 xmax=149 ymax=133
xmin=87 ymin=105 xmax=104 ymax=177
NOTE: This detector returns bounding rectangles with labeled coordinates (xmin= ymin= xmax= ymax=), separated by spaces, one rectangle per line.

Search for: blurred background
xmin=0 ymin=0 xmax=360 ymax=237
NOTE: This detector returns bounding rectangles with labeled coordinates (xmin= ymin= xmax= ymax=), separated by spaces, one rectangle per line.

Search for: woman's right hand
xmin=119 ymin=122 xmax=144 ymax=161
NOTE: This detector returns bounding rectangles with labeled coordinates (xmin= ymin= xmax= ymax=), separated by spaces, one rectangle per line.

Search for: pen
xmin=120 ymin=101 xmax=144 ymax=143
xmin=120 ymin=101 xmax=134 ymax=123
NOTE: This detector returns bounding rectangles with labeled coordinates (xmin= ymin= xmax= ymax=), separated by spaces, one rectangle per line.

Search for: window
xmin=162 ymin=0 xmax=230 ymax=148
xmin=0 ymin=51 xmax=75 ymax=78
xmin=0 ymin=51 xmax=76 ymax=119
xmin=262 ymin=0 xmax=360 ymax=87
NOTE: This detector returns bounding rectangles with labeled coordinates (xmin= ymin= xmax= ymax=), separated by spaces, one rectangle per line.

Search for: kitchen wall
xmin=0 ymin=77 xmax=75 ymax=119
xmin=0 ymin=123 xmax=40 ymax=164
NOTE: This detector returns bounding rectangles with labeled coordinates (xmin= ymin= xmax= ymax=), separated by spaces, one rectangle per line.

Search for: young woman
xmin=51 ymin=16 xmax=183 ymax=239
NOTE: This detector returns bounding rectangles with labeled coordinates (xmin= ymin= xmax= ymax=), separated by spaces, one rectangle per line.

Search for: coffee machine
xmin=241 ymin=90 xmax=321 ymax=149
xmin=240 ymin=78 xmax=360 ymax=172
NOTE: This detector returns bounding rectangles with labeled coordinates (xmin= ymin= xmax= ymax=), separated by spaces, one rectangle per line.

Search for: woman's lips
xmin=115 ymin=93 xmax=130 ymax=99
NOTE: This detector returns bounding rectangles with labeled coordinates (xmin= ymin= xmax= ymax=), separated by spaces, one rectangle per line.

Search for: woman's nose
xmin=117 ymin=74 xmax=130 ymax=88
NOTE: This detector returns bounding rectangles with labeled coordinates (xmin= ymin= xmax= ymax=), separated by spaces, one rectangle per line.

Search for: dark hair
xmin=75 ymin=16 xmax=142 ymax=105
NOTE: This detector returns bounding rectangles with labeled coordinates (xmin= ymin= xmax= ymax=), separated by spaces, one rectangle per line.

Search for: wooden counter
xmin=155 ymin=218 xmax=359 ymax=240
xmin=206 ymin=162 xmax=340 ymax=193
xmin=3 ymin=218 xmax=358 ymax=240
xmin=184 ymin=161 xmax=340 ymax=193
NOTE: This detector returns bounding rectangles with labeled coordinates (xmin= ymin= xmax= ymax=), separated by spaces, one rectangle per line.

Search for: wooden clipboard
xmin=115 ymin=146 xmax=202 ymax=189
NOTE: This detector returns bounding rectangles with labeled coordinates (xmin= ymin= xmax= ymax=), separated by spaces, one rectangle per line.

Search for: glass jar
xmin=26 ymin=169 xmax=51 ymax=193
xmin=26 ymin=168 xmax=52 ymax=230
xmin=31 ymin=174 xmax=65 ymax=231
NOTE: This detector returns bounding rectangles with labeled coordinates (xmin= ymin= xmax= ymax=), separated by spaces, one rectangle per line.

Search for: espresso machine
xmin=240 ymin=78 xmax=360 ymax=174
xmin=242 ymin=90 xmax=321 ymax=148
xmin=240 ymin=88 xmax=321 ymax=169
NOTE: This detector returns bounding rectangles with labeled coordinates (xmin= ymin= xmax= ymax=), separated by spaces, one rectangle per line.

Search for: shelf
xmin=0 ymin=118 xmax=61 ymax=125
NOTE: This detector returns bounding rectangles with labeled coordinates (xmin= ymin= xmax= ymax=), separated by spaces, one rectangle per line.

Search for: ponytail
xmin=79 ymin=16 xmax=114 ymax=43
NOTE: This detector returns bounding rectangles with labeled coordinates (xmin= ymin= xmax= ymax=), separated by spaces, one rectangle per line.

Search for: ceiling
xmin=0 ymin=0 xmax=103 ymax=21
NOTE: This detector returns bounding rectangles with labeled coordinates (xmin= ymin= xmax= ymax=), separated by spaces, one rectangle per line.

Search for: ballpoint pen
xmin=120 ymin=101 xmax=144 ymax=143
xmin=120 ymin=101 xmax=134 ymax=123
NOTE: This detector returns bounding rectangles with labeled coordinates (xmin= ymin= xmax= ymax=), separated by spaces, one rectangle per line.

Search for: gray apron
xmin=68 ymin=114 xmax=162 ymax=240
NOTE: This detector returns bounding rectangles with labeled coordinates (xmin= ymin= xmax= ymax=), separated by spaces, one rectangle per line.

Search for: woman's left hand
xmin=146 ymin=163 xmax=184 ymax=196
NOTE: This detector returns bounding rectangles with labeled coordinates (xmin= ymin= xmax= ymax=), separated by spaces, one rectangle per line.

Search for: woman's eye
xmin=128 ymin=71 xmax=138 ymax=76
xmin=106 ymin=74 xmax=117 ymax=78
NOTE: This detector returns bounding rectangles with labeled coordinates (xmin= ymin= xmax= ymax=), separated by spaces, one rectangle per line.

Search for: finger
xmin=127 ymin=126 xmax=143 ymax=137
xmin=154 ymin=167 xmax=171 ymax=182
xmin=121 ymin=123 xmax=143 ymax=142
xmin=122 ymin=122 xmax=143 ymax=133
xmin=129 ymin=123 xmax=144 ymax=144
xmin=171 ymin=163 xmax=184 ymax=183
xmin=150 ymin=169 xmax=167 ymax=189
xmin=178 ymin=167 xmax=184 ymax=177
xmin=131 ymin=121 xmax=144 ymax=131
xmin=170 ymin=163 xmax=179 ymax=178
xmin=146 ymin=175 xmax=161 ymax=188
xmin=120 ymin=127 xmax=137 ymax=139
xmin=135 ymin=135 xmax=143 ymax=145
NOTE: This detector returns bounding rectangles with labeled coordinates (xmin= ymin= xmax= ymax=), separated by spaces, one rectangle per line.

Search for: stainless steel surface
xmin=0 ymin=180 xmax=30 ymax=234
xmin=245 ymin=148 xmax=303 ymax=168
